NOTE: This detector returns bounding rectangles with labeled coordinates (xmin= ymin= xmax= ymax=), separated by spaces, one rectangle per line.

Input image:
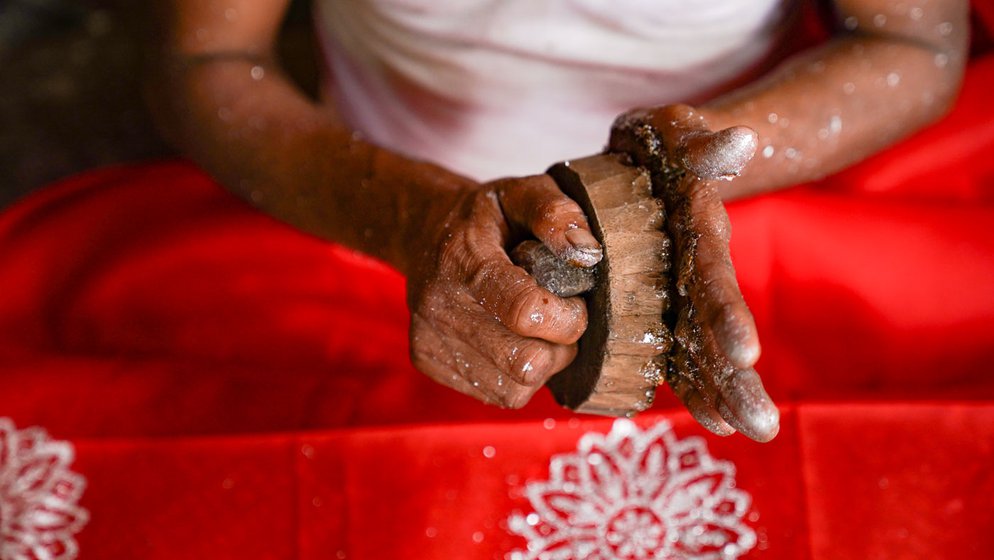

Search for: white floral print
xmin=0 ymin=418 xmax=88 ymax=560
xmin=508 ymin=419 xmax=755 ymax=559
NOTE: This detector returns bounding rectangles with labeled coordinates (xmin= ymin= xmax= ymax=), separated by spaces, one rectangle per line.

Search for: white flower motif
xmin=0 ymin=418 xmax=89 ymax=560
xmin=507 ymin=419 xmax=755 ymax=560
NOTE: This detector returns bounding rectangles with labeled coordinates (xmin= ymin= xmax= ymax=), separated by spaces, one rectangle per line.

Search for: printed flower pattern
xmin=0 ymin=418 xmax=88 ymax=560
xmin=508 ymin=419 xmax=755 ymax=559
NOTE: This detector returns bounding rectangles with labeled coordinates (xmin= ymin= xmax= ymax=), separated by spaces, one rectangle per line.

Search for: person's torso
xmin=316 ymin=0 xmax=798 ymax=180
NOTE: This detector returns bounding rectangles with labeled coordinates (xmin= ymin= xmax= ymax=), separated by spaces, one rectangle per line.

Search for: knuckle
xmin=466 ymin=258 xmax=508 ymax=303
xmin=532 ymin=198 xmax=580 ymax=232
xmin=437 ymin=228 xmax=474 ymax=270
xmin=471 ymin=188 xmax=501 ymax=215
xmin=409 ymin=345 xmax=449 ymax=385
xmin=506 ymin=285 xmax=547 ymax=334
xmin=539 ymin=298 xmax=587 ymax=344
xmin=718 ymin=211 xmax=732 ymax=237
xmin=692 ymin=195 xmax=731 ymax=232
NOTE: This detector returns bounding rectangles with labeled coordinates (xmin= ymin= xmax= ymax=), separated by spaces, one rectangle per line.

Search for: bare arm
xmin=607 ymin=0 xmax=969 ymax=441
xmin=630 ymin=0 xmax=971 ymax=199
xmin=147 ymin=0 xmax=455 ymax=271
xmin=147 ymin=0 xmax=605 ymax=409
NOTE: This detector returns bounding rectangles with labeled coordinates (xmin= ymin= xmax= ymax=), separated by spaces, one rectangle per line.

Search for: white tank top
xmin=315 ymin=0 xmax=796 ymax=181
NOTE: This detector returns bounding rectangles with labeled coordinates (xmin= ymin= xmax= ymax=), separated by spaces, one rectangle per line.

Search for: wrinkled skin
xmin=405 ymin=104 xmax=780 ymax=441
xmin=407 ymin=174 xmax=603 ymax=409
xmin=609 ymin=104 xmax=778 ymax=442
xmin=664 ymin=170 xmax=780 ymax=443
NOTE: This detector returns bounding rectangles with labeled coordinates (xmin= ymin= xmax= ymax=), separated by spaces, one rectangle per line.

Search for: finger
xmin=522 ymin=342 xmax=577 ymax=386
xmin=492 ymin=336 xmax=578 ymax=388
xmin=649 ymin=104 xmax=712 ymax=154
xmin=611 ymin=105 xmax=756 ymax=179
xmin=412 ymin=313 xmax=559 ymax=409
xmin=479 ymin=336 xmax=576 ymax=409
xmin=410 ymin=316 xmax=501 ymax=405
xmin=678 ymin=126 xmax=758 ymax=180
xmin=714 ymin=367 xmax=780 ymax=443
xmin=611 ymin=104 xmax=709 ymax=162
xmin=682 ymin=176 xmax=761 ymax=369
xmin=668 ymin=373 xmax=737 ymax=437
xmin=496 ymin=175 xmax=603 ymax=268
xmin=495 ymin=341 xmax=577 ymax=407
xmin=437 ymin=296 xmax=580 ymax=387
xmin=466 ymin=247 xmax=588 ymax=344
xmin=674 ymin=306 xmax=778 ymax=442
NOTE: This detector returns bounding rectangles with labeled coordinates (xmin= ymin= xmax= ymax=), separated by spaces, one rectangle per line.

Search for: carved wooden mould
xmin=538 ymin=154 xmax=673 ymax=416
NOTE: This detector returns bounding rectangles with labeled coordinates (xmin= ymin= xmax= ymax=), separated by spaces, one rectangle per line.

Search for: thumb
xmin=611 ymin=104 xmax=757 ymax=179
xmin=677 ymin=126 xmax=758 ymax=180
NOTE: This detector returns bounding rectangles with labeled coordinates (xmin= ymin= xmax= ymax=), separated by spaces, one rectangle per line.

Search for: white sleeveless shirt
xmin=315 ymin=0 xmax=796 ymax=181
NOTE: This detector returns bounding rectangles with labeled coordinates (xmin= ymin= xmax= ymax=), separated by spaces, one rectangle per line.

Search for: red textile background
xmin=2 ymin=21 xmax=994 ymax=560
xmin=56 ymin=405 xmax=993 ymax=559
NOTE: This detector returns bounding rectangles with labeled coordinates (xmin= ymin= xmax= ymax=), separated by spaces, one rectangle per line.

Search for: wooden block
xmin=542 ymin=154 xmax=672 ymax=416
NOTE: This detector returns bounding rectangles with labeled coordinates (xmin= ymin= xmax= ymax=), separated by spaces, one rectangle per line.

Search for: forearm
xmin=699 ymin=1 xmax=969 ymax=199
xmin=147 ymin=53 xmax=472 ymax=275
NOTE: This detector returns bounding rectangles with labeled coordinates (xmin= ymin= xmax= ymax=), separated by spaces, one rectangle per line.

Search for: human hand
xmin=407 ymin=174 xmax=603 ymax=408
xmin=610 ymin=104 xmax=780 ymax=442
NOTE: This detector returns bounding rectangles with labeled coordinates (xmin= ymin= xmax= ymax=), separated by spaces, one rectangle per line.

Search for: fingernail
xmin=565 ymin=228 xmax=601 ymax=252
xmin=565 ymin=229 xmax=603 ymax=266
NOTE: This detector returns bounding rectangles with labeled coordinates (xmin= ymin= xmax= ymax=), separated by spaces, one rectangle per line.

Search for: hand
xmin=611 ymin=104 xmax=780 ymax=442
xmin=407 ymin=174 xmax=603 ymax=408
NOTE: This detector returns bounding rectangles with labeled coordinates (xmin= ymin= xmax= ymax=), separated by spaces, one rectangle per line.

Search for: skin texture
xmin=607 ymin=0 xmax=968 ymax=440
xmin=611 ymin=110 xmax=775 ymax=440
xmin=148 ymin=0 xmax=968 ymax=437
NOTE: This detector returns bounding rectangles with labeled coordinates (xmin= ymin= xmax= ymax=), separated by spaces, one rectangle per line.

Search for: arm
xmin=631 ymin=0 xmax=970 ymax=199
xmin=147 ymin=0 xmax=442 ymax=270
xmin=607 ymin=0 xmax=969 ymax=441
xmin=147 ymin=0 xmax=604 ymax=408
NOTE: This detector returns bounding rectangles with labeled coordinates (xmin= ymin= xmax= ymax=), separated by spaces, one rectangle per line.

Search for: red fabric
xmin=3 ymin=33 xmax=994 ymax=560
xmin=973 ymin=2 xmax=994 ymax=56
xmin=61 ymin=406 xmax=994 ymax=559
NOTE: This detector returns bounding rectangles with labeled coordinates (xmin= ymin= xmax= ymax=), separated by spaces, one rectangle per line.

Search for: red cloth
xmin=2 ymin=37 xmax=994 ymax=560
xmin=61 ymin=405 xmax=994 ymax=559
